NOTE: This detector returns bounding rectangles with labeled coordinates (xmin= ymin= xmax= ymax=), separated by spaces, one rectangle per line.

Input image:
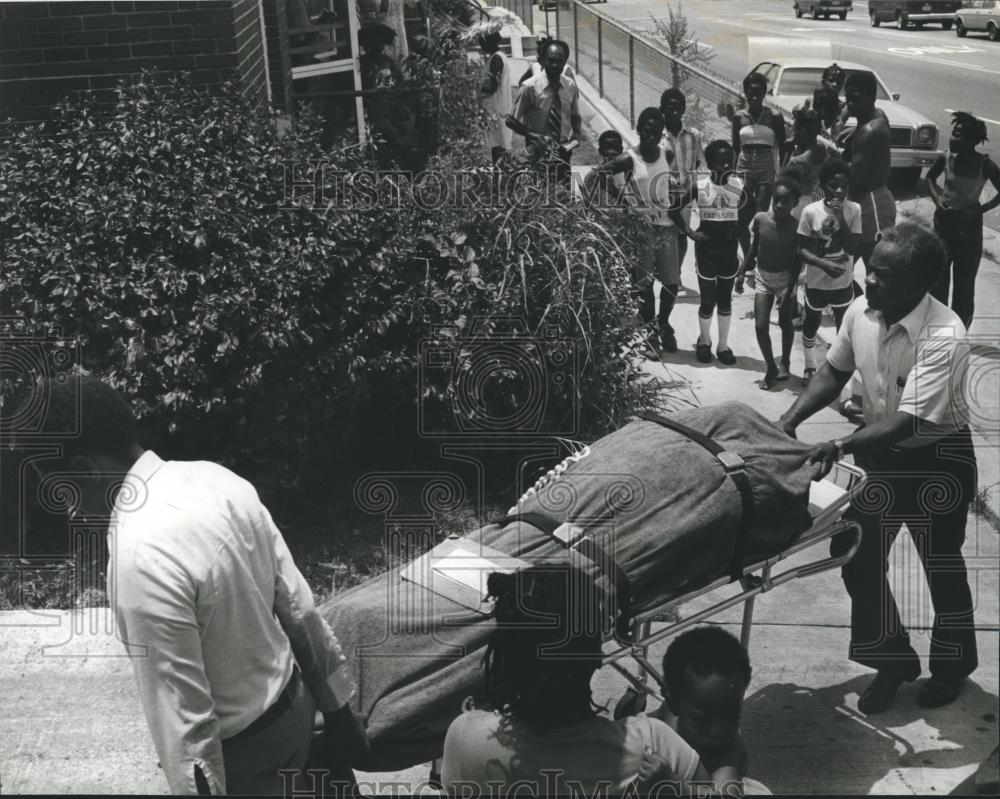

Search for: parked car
xmin=868 ymin=0 xmax=962 ymax=28
xmin=793 ymin=0 xmax=853 ymax=19
xmin=747 ymin=59 xmax=943 ymax=184
xmin=956 ymin=0 xmax=1000 ymax=39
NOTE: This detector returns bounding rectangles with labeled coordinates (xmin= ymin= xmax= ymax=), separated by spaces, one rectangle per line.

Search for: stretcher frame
xmin=600 ymin=460 xmax=868 ymax=703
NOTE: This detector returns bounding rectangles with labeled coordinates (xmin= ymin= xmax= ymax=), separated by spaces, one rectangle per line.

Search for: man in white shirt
xmin=778 ymin=223 xmax=978 ymax=715
xmin=507 ymin=40 xmax=581 ymax=186
xmin=15 ymin=375 xmax=367 ymax=795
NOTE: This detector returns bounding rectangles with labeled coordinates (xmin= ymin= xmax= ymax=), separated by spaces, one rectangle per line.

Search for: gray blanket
xmin=321 ymin=402 xmax=814 ymax=770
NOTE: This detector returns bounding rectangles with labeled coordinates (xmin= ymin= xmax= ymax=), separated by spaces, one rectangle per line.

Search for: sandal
xmin=802 ymin=367 xmax=816 ymax=386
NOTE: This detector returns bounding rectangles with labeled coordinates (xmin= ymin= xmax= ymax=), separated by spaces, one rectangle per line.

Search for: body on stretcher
xmin=321 ymin=404 xmax=867 ymax=773
xmin=603 ymin=459 xmax=866 ymax=711
xmin=417 ymin=461 xmax=866 ymax=789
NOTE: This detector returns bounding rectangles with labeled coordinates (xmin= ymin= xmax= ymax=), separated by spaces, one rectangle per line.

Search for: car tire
xmin=896 ymin=11 xmax=908 ymax=29
xmin=989 ymin=22 xmax=999 ymax=41
xmin=956 ymin=18 xmax=967 ymax=36
xmin=870 ymin=10 xmax=880 ymax=26
xmin=941 ymin=19 xmax=952 ymax=30
xmin=838 ymin=11 xmax=847 ymax=20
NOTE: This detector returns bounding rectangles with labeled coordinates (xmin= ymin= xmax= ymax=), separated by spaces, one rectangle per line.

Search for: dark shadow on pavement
xmin=742 ymin=676 xmax=1000 ymax=795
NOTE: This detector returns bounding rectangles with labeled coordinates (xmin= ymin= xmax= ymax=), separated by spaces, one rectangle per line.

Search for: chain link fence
xmin=545 ymin=1 xmax=788 ymax=141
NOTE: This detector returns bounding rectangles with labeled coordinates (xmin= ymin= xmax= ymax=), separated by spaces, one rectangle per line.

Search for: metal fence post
xmin=573 ymin=1 xmax=578 ymax=71
xmin=597 ymin=17 xmax=603 ymax=97
xmin=628 ymin=34 xmax=635 ymax=127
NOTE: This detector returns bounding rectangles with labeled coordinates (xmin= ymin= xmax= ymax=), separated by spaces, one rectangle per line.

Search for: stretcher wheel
xmin=613 ymin=687 xmax=648 ymax=720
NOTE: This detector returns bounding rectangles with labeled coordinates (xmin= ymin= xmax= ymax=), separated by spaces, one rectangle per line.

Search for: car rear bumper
xmin=891 ymin=147 xmax=943 ymax=169
xmin=904 ymin=12 xmax=956 ymax=22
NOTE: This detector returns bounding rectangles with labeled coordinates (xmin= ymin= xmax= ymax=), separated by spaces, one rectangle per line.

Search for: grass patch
xmin=0 ymin=493 xmax=507 ymax=611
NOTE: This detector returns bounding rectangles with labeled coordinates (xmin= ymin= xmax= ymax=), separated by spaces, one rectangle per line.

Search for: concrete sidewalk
xmin=1 ymin=12 xmax=997 ymax=796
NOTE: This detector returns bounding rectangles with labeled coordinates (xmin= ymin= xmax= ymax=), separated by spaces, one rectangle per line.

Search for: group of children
xmin=589 ymin=84 xmax=863 ymax=390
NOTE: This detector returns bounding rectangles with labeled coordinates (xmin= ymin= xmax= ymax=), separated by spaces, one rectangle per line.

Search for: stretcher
xmin=323 ymin=406 xmax=868 ymax=771
xmin=601 ymin=460 xmax=867 ymax=712
xmin=416 ymin=460 xmax=868 ymax=781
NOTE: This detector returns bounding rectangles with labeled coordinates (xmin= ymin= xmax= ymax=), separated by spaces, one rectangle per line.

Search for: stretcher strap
xmin=495 ymin=512 xmax=634 ymax=643
xmin=637 ymin=411 xmax=754 ymax=582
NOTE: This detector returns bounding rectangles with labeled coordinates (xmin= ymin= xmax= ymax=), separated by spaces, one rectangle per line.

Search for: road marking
xmin=714 ymin=17 xmax=1000 ymax=77
xmin=888 ymin=45 xmax=984 ymax=55
xmin=945 ymin=109 xmax=1000 ymax=127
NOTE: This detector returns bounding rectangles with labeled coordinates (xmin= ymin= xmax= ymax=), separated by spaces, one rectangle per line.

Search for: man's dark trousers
xmin=834 ymin=429 xmax=979 ymax=681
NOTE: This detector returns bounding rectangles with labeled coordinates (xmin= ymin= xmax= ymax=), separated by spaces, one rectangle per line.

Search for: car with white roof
xmin=955 ymin=0 xmax=1000 ymax=39
xmin=747 ymin=58 xmax=943 ymax=184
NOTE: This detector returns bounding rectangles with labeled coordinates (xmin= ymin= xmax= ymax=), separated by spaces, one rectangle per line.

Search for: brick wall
xmin=0 ymin=0 xmax=278 ymax=122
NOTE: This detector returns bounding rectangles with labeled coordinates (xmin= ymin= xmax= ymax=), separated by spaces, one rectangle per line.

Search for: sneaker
xmin=695 ymin=343 xmax=713 ymax=363
xmin=917 ymin=677 xmax=964 ymax=708
xmin=858 ymin=668 xmax=919 ymax=715
xmin=716 ymin=347 xmax=736 ymax=365
xmin=838 ymin=398 xmax=864 ymax=423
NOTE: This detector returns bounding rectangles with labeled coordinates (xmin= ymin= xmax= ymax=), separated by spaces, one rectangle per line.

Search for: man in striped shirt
xmin=507 ymin=40 xmax=581 ymax=186
xmin=660 ymin=88 xmax=705 ymax=270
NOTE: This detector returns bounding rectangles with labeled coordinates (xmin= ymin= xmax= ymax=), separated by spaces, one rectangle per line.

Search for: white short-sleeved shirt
xmin=826 ymin=294 xmax=970 ymax=445
xmin=797 ymin=199 xmax=862 ymax=291
xmin=511 ymin=71 xmax=580 ymax=143
xmin=441 ymin=710 xmax=702 ymax=795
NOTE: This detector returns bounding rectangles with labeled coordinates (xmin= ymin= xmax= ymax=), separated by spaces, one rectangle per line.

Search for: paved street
xmin=570 ymin=0 xmax=1000 ymax=230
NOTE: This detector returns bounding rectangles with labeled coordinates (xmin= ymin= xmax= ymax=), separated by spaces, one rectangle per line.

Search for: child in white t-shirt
xmin=797 ymin=158 xmax=861 ymax=385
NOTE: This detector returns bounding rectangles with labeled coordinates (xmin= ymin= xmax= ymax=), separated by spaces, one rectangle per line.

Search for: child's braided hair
xmin=483 ymin=563 xmax=610 ymax=730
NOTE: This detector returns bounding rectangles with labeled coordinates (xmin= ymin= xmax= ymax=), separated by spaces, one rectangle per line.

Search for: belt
xmin=637 ymin=411 xmax=754 ymax=583
xmin=225 ymin=666 xmax=300 ymax=743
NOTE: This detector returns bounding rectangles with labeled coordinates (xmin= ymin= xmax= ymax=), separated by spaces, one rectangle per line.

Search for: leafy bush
xmin=0 ymin=75 xmax=391 ymax=500
xmin=1 ymin=70 xmax=651 ymax=515
xmin=365 ymin=18 xmax=487 ymax=170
